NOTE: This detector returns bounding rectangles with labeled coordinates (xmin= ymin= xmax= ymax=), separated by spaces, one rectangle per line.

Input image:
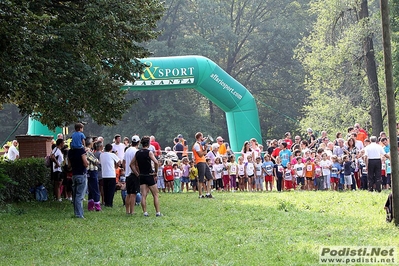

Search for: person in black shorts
xmin=131 ymin=136 xmax=161 ymax=217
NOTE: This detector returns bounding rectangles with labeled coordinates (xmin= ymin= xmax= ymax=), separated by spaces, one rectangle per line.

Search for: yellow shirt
xmin=189 ymin=166 xmax=198 ymax=180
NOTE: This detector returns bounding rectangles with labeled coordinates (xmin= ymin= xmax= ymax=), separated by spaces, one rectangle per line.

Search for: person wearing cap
xmin=150 ymin=136 xmax=161 ymax=157
xmin=112 ymin=134 xmax=125 ymax=162
xmin=216 ymin=136 xmax=230 ymax=156
xmin=123 ymin=135 xmax=141 ymax=214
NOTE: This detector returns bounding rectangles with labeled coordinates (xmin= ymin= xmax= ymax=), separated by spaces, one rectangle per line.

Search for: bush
xmin=0 ymin=158 xmax=52 ymax=203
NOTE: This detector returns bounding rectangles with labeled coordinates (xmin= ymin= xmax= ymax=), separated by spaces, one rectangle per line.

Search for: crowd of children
xmin=153 ymin=127 xmax=392 ymax=194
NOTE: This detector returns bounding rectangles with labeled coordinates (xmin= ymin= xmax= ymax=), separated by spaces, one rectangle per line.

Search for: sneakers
xmin=144 ymin=212 xmax=149 ymax=217
xmin=199 ymin=195 xmax=205 ymax=198
xmin=94 ymin=202 xmax=102 ymax=212
xmin=205 ymin=194 xmax=213 ymax=198
xmin=88 ymin=200 xmax=94 ymax=211
xmin=156 ymin=212 xmax=162 ymax=217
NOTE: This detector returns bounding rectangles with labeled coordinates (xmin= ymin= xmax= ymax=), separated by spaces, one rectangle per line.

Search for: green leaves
xmin=0 ymin=0 xmax=164 ymax=129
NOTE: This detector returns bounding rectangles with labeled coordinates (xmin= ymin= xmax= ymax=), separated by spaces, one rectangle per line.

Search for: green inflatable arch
xmin=28 ymin=55 xmax=262 ymax=152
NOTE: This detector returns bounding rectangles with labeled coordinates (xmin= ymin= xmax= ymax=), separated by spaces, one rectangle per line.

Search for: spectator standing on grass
xmin=330 ymin=155 xmax=341 ymax=191
xmin=51 ymin=139 xmax=65 ymax=201
xmin=163 ymin=160 xmax=174 ymax=193
xmin=364 ymin=136 xmax=389 ymax=192
xmin=343 ymin=155 xmax=353 ymax=190
xmin=61 ymin=147 xmax=73 ymax=201
xmin=319 ymin=152 xmax=332 ymax=190
xmin=245 ymin=155 xmax=255 ymax=192
xmin=131 ymin=136 xmax=161 ymax=217
xmin=8 ymin=140 xmax=19 ymax=161
xmin=212 ymin=157 xmax=223 ymax=191
xmin=181 ymin=157 xmax=190 ymax=192
xmin=192 ymin=132 xmax=214 ymax=198
xmin=229 ymin=154 xmax=238 ymax=192
xmin=85 ymin=138 xmax=101 ymax=212
xmin=189 ymin=161 xmax=198 ymax=192
xmin=112 ymin=134 xmax=125 ymax=162
xmin=123 ymin=135 xmax=140 ymax=215
xmin=157 ymin=158 xmax=165 ymax=193
xmin=293 ymin=157 xmax=305 ymax=190
xmin=222 ymin=155 xmax=230 ymax=192
xmin=68 ymin=140 xmax=88 ymax=219
xmin=304 ymin=158 xmax=315 ymax=191
xmin=173 ymin=163 xmax=182 ymax=193
xmin=100 ymin=144 xmax=121 ymax=207
xmin=262 ymin=154 xmax=274 ymax=192
xmin=237 ymin=156 xmax=245 ymax=191
xmin=273 ymin=157 xmax=284 ymax=192
xmin=254 ymin=156 xmax=263 ymax=192
xmin=93 ymin=142 xmax=104 ymax=205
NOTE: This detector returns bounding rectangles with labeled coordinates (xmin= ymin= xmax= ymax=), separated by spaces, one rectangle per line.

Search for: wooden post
xmin=380 ymin=0 xmax=399 ymax=225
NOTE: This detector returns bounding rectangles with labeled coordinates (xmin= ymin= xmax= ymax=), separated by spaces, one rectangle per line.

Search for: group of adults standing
xmin=51 ymin=123 xmax=162 ymax=219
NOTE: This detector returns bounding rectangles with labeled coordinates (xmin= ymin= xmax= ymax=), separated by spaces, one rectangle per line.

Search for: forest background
xmin=1 ymin=0 xmax=399 ymax=150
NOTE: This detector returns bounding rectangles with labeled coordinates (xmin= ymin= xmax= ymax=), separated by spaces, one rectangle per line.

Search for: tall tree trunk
xmin=209 ymin=100 xmax=215 ymax=123
xmin=359 ymin=0 xmax=383 ymax=136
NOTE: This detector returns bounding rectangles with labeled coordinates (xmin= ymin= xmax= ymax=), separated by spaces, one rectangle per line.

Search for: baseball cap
xmin=131 ymin=135 xmax=140 ymax=143
xmin=307 ymin=128 xmax=313 ymax=133
xmin=177 ymin=134 xmax=183 ymax=138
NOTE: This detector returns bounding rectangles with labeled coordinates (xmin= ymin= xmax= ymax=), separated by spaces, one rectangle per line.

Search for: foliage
xmin=0 ymin=158 xmax=51 ymax=203
xmin=0 ymin=167 xmax=15 ymax=203
xmin=0 ymin=190 xmax=396 ymax=265
xmin=0 ymin=0 xmax=164 ymax=130
xmin=120 ymin=0 xmax=313 ymax=145
xmin=296 ymin=0 xmax=385 ymax=135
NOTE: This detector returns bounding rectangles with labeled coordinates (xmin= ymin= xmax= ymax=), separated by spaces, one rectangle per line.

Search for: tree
xmin=144 ymin=0 xmax=311 ymax=143
xmin=296 ymin=0 xmax=384 ymax=136
xmin=0 ymin=0 xmax=164 ymax=130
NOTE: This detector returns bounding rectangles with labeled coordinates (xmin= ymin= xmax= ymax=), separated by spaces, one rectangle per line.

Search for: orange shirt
xmin=357 ymin=131 xmax=368 ymax=144
xmin=219 ymin=143 xmax=227 ymax=156
xmin=192 ymin=142 xmax=206 ymax=163
xmin=304 ymin=162 xmax=315 ymax=178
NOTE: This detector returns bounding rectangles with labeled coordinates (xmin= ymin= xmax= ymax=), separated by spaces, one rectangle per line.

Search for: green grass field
xmin=0 ymin=190 xmax=397 ymax=265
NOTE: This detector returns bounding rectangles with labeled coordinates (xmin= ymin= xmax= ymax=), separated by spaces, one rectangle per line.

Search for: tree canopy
xmin=0 ymin=0 xmax=164 ymax=130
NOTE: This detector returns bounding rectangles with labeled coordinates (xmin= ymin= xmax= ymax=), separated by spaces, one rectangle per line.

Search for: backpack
xmin=45 ymin=155 xmax=52 ymax=167
xmin=35 ymin=185 xmax=48 ymax=201
xmin=45 ymin=148 xmax=58 ymax=168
